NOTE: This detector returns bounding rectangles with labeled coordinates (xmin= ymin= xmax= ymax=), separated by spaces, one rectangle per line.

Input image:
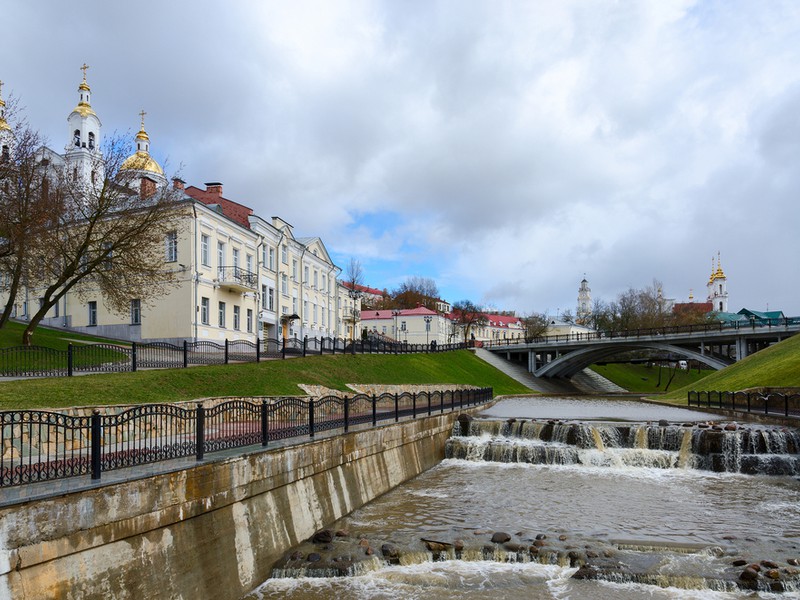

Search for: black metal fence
xmin=688 ymin=390 xmax=800 ymax=418
xmin=0 ymin=387 xmax=493 ymax=488
xmin=0 ymin=337 xmax=467 ymax=378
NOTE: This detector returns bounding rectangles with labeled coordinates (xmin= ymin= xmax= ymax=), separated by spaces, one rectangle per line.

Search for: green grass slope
xmin=664 ymin=333 xmax=800 ymax=400
xmin=0 ymin=350 xmax=531 ymax=410
xmin=0 ymin=320 xmax=125 ymax=350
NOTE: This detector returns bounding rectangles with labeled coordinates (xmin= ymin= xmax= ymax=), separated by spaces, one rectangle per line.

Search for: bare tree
xmin=392 ymin=276 xmax=440 ymax=310
xmin=522 ymin=312 xmax=549 ymax=341
xmin=451 ymin=300 xmax=487 ymax=344
xmin=0 ymin=125 xmax=57 ymax=329
xmin=343 ymin=257 xmax=364 ymax=343
xmin=8 ymin=133 xmax=183 ymax=346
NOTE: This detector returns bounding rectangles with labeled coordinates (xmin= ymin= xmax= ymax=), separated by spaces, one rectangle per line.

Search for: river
xmin=244 ymin=396 xmax=800 ymax=599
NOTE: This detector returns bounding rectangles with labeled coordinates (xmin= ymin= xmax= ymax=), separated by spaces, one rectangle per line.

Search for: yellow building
xmin=1 ymin=71 xmax=356 ymax=345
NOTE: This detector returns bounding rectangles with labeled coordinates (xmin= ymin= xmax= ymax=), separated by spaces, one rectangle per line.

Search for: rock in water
xmin=491 ymin=532 xmax=511 ymax=543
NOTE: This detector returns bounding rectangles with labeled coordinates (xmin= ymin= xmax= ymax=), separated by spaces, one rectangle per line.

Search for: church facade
xmin=0 ymin=68 xmax=357 ymax=344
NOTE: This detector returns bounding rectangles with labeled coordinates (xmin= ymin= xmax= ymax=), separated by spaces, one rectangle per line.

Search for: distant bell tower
xmin=577 ymin=276 xmax=592 ymax=324
xmin=706 ymin=252 xmax=728 ymax=313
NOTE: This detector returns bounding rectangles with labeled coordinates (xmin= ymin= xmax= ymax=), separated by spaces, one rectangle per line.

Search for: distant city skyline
xmin=4 ymin=1 xmax=799 ymax=315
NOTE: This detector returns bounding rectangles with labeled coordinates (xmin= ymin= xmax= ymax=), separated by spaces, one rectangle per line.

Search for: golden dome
xmin=72 ymin=102 xmax=97 ymax=119
xmin=0 ymin=119 xmax=10 ymax=132
xmin=121 ymin=150 xmax=164 ymax=175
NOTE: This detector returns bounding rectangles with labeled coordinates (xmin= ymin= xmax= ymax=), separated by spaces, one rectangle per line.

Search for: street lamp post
xmin=347 ymin=286 xmax=362 ymax=354
xmin=424 ymin=315 xmax=433 ymax=346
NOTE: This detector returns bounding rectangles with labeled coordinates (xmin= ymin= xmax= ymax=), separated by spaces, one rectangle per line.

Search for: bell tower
xmin=65 ymin=63 xmax=103 ymax=184
xmin=576 ymin=276 xmax=592 ymax=324
xmin=706 ymin=252 xmax=729 ymax=313
xmin=0 ymin=81 xmax=13 ymax=162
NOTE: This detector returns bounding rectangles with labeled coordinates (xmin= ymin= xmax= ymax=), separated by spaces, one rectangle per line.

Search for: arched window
xmin=1 ymin=145 xmax=8 ymax=162
xmin=73 ymin=130 xmax=81 ymax=147
xmin=88 ymin=132 xmax=95 ymax=150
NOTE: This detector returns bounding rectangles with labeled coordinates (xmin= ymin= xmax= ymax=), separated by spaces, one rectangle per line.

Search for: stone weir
xmin=446 ymin=417 xmax=800 ymax=475
xmin=0 ymin=403 xmax=490 ymax=600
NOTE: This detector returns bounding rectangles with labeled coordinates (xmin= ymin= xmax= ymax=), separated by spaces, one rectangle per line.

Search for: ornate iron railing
xmin=0 ymin=387 xmax=493 ymax=488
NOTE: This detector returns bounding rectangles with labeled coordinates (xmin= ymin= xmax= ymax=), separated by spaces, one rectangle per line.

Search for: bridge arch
xmin=534 ymin=342 xmax=730 ymax=378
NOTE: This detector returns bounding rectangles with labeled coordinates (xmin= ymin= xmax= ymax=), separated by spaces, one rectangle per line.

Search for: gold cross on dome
xmin=139 ymin=110 xmax=147 ymax=127
xmin=81 ymin=63 xmax=89 ymax=81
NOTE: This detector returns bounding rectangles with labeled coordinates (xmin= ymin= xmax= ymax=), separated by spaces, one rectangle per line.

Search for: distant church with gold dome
xmin=706 ymin=252 xmax=728 ymax=313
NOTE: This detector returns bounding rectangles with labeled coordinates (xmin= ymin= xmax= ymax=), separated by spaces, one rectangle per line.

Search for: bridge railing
xmin=687 ymin=390 xmax=800 ymax=418
xmin=0 ymin=387 xmax=493 ymax=488
xmin=484 ymin=316 xmax=800 ymax=348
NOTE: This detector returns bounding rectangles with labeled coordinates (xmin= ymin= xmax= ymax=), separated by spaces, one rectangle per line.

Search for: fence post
xmin=196 ymin=403 xmax=205 ymax=461
xmin=785 ymin=393 xmax=789 ymax=418
xmin=303 ymin=336 xmax=308 ymax=358
xmin=459 ymin=389 xmax=463 ymax=410
xmin=320 ymin=337 xmax=324 ymax=355
xmin=282 ymin=338 xmax=287 ymax=360
xmin=225 ymin=339 xmax=229 ymax=364
xmin=427 ymin=392 xmax=431 ymax=416
xmin=747 ymin=392 xmax=751 ymax=413
xmin=372 ymin=394 xmax=377 ymax=426
xmin=91 ymin=410 xmax=102 ymax=480
xmin=412 ymin=392 xmax=417 ymax=419
xmin=132 ymin=341 xmax=137 ymax=372
xmin=183 ymin=340 xmax=189 ymax=368
xmin=261 ymin=399 xmax=269 ymax=446
xmin=394 ymin=393 xmax=399 ymax=422
xmin=68 ymin=344 xmax=74 ymax=377
xmin=344 ymin=396 xmax=349 ymax=432
xmin=257 ymin=338 xmax=261 ymax=363
xmin=309 ymin=399 xmax=315 ymax=438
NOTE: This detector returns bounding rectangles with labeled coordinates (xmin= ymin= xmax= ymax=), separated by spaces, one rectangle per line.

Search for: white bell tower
xmin=576 ymin=276 xmax=592 ymax=324
xmin=706 ymin=252 xmax=729 ymax=313
xmin=64 ymin=63 xmax=103 ymax=185
xmin=0 ymin=81 xmax=14 ymax=161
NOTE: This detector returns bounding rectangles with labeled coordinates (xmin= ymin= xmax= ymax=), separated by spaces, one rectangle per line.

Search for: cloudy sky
xmin=4 ymin=1 xmax=799 ymax=316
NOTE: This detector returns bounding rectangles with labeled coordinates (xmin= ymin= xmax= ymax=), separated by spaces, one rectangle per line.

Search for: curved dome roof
xmin=120 ymin=150 xmax=164 ymax=175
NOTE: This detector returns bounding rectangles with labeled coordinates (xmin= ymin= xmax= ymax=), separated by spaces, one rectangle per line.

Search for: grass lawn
xmin=662 ymin=333 xmax=800 ymax=401
xmin=590 ymin=363 xmax=712 ymax=394
xmin=0 ymin=350 xmax=532 ymax=410
xmin=0 ymin=320 xmax=127 ymax=350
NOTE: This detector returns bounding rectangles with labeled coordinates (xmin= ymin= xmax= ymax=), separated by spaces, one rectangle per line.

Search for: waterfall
xmin=446 ymin=419 xmax=800 ymax=475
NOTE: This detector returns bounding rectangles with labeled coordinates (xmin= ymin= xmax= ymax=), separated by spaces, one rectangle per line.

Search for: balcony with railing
xmin=216 ymin=266 xmax=258 ymax=293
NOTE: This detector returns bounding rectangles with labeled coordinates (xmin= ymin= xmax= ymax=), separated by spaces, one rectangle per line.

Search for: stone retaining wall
xmin=0 ymin=402 xmax=490 ymax=600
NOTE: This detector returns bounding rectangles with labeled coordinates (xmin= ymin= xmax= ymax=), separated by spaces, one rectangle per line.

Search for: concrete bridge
xmin=485 ymin=319 xmax=800 ymax=379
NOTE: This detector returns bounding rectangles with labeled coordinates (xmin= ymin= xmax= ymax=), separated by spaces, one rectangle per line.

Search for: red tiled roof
xmin=184 ymin=186 xmax=254 ymax=229
xmin=362 ymin=307 xmax=439 ymax=320
xmin=342 ymin=282 xmax=385 ymax=296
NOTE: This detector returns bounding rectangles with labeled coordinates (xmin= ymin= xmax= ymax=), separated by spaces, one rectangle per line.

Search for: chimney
xmin=140 ymin=177 xmax=156 ymax=199
xmin=205 ymin=182 xmax=223 ymax=196
xmin=172 ymin=177 xmax=185 ymax=191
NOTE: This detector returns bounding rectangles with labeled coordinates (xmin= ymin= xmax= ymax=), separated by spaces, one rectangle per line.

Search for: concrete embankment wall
xmin=0 ymin=407 xmax=486 ymax=600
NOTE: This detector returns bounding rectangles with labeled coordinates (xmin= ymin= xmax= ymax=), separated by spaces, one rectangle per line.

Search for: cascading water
xmin=446 ymin=418 xmax=800 ymax=475
xmin=253 ymin=398 xmax=800 ymax=599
